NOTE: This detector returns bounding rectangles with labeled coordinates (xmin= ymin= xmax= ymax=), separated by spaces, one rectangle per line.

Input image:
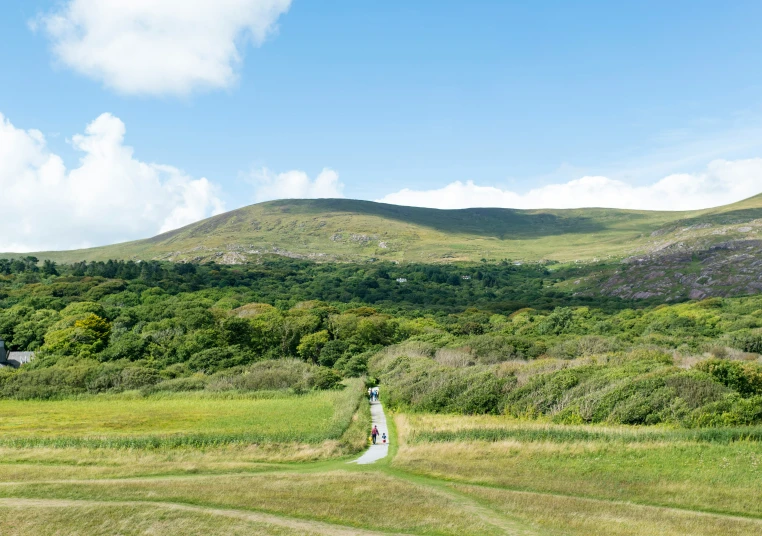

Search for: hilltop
xmin=11 ymin=194 xmax=762 ymax=267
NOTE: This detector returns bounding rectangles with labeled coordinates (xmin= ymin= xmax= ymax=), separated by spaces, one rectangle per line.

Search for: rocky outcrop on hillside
xmin=591 ymin=239 xmax=762 ymax=301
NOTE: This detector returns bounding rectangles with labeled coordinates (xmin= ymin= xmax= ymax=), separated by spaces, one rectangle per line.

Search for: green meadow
xmin=0 ymin=387 xmax=363 ymax=448
xmin=0 ymin=390 xmax=760 ymax=535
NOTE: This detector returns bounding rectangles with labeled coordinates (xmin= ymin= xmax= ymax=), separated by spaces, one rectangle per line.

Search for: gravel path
xmin=351 ymin=401 xmax=388 ymax=465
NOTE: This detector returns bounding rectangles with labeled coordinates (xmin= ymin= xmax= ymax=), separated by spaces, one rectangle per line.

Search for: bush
xmin=187 ymin=345 xmax=257 ymax=373
xmin=206 ymin=359 xmax=316 ymax=392
xmin=727 ymin=332 xmax=762 ymax=354
xmin=689 ymin=394 xmax=762 ymax=427
xmin=537 ymin=307 xmax=574 ymax=335
xmin=695 ymin=359 xmax=762 ymax=397
xmin=455 ymin=334 xmax=520 ymax=364
xmin=370 ymin=351 xmax=513 ymax=414
xmin=547 ymin=336 xmax=618 ymax=360
xmin=0 ymin=364 xmax=96 ymax=399
xmin=142 ymin=375 xmax=208 ymax=394
xmin=311 ymin=367 xmax=343 ymax=390
xmin=119 ymin=367 xmax=162 ymax=390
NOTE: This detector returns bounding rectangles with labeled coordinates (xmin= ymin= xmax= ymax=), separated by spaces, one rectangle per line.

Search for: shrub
xmin=727 ymin=331 xmax=762 ymax=354
xmin=187 ymin=345 xmax=257 ymax=373
xmin=119 ymin=367 xmax=162 ymax=390
xmin=456 ymin=334 xmax=524 ymax=364
xmin=689 ymin=394 xmax=762 ymax=427
xmin=695 ymin=359 xmax=762 ymax=397
xmin=142 ymin=375 xmax=208 ymax=394
xmin=207 ymin=359 xmax=315 ymax=392
xmin=0 ymin=364 xmax=96 ymax=399
xmin=435 ymin=348 xmax=474 ymax=367
xmin=537 ymin=307 xmax=574 ymax=335
xmin=370 ymin=352 xmax=513 ymax=414
xmin=311 ymin=367 xmax=343 ymax=390
xmin=547 ymin=336 xmax=617 ymax=360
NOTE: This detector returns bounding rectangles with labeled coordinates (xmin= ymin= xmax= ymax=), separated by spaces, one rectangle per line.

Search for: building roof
xmin=0 ymin=351 xmax=35 ymax=368
xmin=9 ymin=351 xmax=34 ymax=364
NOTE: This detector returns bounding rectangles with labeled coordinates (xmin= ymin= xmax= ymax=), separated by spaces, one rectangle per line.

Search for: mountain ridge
xmin=6 ymin=194 xmax=762 ymax=265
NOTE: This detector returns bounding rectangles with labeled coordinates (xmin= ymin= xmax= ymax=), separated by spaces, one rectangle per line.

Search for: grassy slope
xmin=13 ymin=193 xmax=762 ymax=264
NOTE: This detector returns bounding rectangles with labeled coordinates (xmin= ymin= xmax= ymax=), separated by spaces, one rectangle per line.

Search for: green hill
xmin=9 ymin=194 xmax=762 ymax=264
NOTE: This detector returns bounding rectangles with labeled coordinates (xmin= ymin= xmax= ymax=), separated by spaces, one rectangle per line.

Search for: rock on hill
xmin=7 ymin=195 xmax=762 ymax=267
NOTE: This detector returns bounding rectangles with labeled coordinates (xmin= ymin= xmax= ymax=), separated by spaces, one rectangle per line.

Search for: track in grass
xmin=2 ymin=395 xmax=761 ymax=535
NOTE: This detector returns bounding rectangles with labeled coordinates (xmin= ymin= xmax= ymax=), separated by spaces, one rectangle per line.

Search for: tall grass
xmin=409 ymin=425 xmax=762 ymax=444
xmin=0 ymin=379 xmax=365 ymax=449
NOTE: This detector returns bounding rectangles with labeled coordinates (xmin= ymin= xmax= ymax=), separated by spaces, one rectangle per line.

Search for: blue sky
xmin=2 ymin=1 xmax=762 ymax=250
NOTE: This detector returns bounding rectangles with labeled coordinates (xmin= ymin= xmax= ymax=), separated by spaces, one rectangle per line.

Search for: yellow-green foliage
xmin=40 ymin=302 xmax=112 ymax=359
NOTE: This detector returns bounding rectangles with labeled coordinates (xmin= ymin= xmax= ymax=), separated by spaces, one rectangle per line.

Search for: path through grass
xmin=0 ymin=391 xmax=760 ymax=535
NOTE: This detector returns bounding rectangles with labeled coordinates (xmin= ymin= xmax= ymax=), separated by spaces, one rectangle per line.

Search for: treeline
xmin=0 ymin=257 xmax=640 ymax=313
xmin=1 ymin=257 xmax=761 ymax=428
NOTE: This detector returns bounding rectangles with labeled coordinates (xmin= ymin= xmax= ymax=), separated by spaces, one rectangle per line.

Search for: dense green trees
xmin=0 ymin=256 xmax=761 ymax=425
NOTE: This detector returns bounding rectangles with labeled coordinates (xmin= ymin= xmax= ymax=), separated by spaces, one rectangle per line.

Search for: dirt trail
xmin=0 ymin=497 xmax=412 ymax=536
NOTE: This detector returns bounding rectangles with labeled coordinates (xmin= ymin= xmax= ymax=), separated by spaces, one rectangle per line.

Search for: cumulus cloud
xmin=36 ymin=0 xmax=291 ymax=96
xmin=0 ymin=112 xmax=224 ymax=252
xmin=251 ymin=168 xmax=344 ymax=202
xmin=377 ymin=161 xmax=762 ymax=211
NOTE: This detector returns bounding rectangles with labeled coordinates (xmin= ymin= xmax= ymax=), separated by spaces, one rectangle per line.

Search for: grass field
xmin=0 ymin=389 xmax=761 ymax=535
xmin=0 ymin=388 xmax=363 ymax=448
xmin=391 ymin=413 xmax=762 ymax=534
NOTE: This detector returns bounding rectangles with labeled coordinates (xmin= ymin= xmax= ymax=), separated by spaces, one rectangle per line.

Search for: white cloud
xmin=36 ymin=0 xmax=291 ymax=96
xmin=377 ymin=160 xmax=762 ymax=211
xmin=0 ymin=112 xmax=224 ymax=252
xmin=251 ymin=168 xmax=344 ymax=202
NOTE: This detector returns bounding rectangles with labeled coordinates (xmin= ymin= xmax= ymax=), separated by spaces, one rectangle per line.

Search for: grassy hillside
xmin=9 ymin=194 xmax=762 ymax=264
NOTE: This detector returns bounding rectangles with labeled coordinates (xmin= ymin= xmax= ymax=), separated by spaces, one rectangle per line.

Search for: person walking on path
xmin=371 ymin=425 xmax=379 ymax=444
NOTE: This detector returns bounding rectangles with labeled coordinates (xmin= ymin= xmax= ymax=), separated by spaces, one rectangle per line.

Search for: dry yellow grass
xmin=1 ymin=402 xmax=759 ymax=535
xmin=0 ymin=500 xmax=318 ymax=536
xmin=455 ymin=484 xmax=762 ymax=536
xmin=394 ymin=414 xmax=762 ymax=518
xmin=395 ymin=437 xmax=762 ymax=516
xmin=0 ymin=442 xmax=351 ymax=481
xmin=0 ymin=471 xmax=507 ymax=535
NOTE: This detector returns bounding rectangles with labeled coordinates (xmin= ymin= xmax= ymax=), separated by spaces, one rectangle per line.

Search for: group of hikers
xmin=370 ymin=424 xmax=387 ymax=445
xmin=368 ymin=386 xmax=387 ymax=445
